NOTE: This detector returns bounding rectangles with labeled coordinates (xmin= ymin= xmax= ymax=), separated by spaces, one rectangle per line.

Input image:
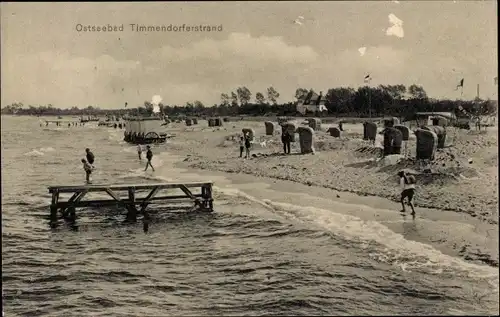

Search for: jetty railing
xmin=48 ymin=182 xmax=214 ymax=227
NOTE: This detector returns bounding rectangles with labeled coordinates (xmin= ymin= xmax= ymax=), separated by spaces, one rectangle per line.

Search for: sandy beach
xmin=153 ymin=118 xmax=499 ymax=266
xmin=163 ymin=119 xmax=498 ymax=226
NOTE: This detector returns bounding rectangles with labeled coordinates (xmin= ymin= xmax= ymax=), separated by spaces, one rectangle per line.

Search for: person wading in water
xmin=144 ymin=145 xmax=155 ymax=172
xmin=81 ymin=159 xmax=93 ymax=183
xmin=85 ymin=148 xmax=95 ymax=168
xmin=137 ymin=144 xmax=143 ymax=160
xmin=398 ymin=170 xmax=416 ymax=215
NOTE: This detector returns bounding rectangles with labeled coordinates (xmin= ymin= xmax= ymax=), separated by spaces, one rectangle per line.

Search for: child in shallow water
xmin=398 ymin=170 xmax=416 ymax=215
xmin=82 ymin=158 xmax=92 ymax=183
xmin=137 ymin=144 xmax=142 ymax=160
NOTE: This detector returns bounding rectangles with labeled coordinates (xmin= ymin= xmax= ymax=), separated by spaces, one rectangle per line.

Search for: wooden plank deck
xmin=48 ymin=181 xmax=213 ymax=193
xmin=48 ymin=182 xmax=214 ymax=227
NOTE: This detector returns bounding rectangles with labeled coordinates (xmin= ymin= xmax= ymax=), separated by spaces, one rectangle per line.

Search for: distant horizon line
xmin=2 ymin=97 xmax=498 ymax=110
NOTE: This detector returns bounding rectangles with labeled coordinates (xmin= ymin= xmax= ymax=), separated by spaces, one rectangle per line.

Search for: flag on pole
xmin=455 ymin=78 xmax=464 ymax=90
xmin=124 ymin=102 xmax=128 ymax=108
xmin=364 ymin=74 xmax=372 ymax=84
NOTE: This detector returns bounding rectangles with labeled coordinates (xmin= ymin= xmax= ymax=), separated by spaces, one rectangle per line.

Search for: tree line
xmin=1 ymin=84 xmax=496 ymax=119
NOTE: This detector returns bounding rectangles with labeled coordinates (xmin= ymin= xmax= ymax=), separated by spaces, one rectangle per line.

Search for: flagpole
xmin=363 ymin=74 xmax=372 ymax=119
xmin=476 ymin=83 xmax=481 ymax=130
xmin=369 ymin=85 xmax=372 ymax=119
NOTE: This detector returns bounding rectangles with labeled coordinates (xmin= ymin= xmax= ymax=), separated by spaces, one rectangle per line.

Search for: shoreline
xmin=152 ymin=119 xmax=498 ymax=266
xmin=164 ymin=121 xmax=498 ymax=225
xmin=183 ymin=157 xmax=497 ymax=223
xmin=172 ymin=159 xmax=499 ymax=268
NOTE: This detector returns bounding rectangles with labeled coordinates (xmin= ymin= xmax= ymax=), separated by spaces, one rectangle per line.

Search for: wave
xmin=24 ymin=150 xmax=45 ymax=156
xmin=23 ymin=147 xmax=56 ymax=157
xmin=219 ymin=187 xmax=497 ymax=280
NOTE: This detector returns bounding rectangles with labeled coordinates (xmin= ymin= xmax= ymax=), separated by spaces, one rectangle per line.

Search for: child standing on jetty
xmin=239 ymin=136 xmax=244 ymax=158
xmin=145 ymin=145 xmax=155 ymax=172
xmin=398 ymin=170 xmax=416 ymax=215
xmin=82 ymin=159 xmax=93 ymax=183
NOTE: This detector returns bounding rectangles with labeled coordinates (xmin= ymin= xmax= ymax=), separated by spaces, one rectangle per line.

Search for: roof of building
xmin=298 ymin=90 xmax=327 ymax=105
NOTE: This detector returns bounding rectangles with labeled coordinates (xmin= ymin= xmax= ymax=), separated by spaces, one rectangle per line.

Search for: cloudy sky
xmin=1 ymin=1 xmax=497 ymax=109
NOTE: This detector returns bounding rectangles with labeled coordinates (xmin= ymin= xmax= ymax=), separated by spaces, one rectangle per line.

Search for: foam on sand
xmin=218 ymin=186 xmax=497 ymax=281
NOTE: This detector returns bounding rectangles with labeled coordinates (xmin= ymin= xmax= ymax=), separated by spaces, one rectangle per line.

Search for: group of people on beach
xmin=235 ymin=128 xmax=417 ymax=215
xmin=81 ymin=145 xmax=155 ymax=184
xmin=237 ymin=129 xmax=293 ymax=159
xmin=80 ymin=125 xmax=417 ymax=215
xmin=239 ymin=133 xmax=252 ymax=158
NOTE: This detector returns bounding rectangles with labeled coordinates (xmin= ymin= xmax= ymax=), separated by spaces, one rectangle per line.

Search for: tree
xmin=325 ymin=87 xmax=356 ymax=114
xmin=379 ymin=85 xmax=406 ymax=100
xmin=255 ymin=92 xmax=266 ymax=104
xmin=480 ymin=99 xmax=498 ymax=116
xmin=236 ymin=86 xmax=252 ymax=105
xmin=177 ymin=102 xmax=190 ymax=116
xmin=408 ymin=84 xmax=428 ymax=99
xmin=295 ymin=88 xmax=308 ymax=100
xmin=194 ymin=100 xmax=205 ymax=114
xmin=231 ymin=92 xmax=238 ymax=107
xmin=267 ymin=86 xmax=280 ymax=105
xmin=158 ymin=103 xmax=165 ymax=115
xmin=220 ymin=93 xmax=230 ymax=107
xmin=143 ymin=101 xmax=154 ymax=116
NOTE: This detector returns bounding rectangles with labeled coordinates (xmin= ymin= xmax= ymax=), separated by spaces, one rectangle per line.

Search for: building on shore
xmin=296 ymin=90 xmax=328 ymax=115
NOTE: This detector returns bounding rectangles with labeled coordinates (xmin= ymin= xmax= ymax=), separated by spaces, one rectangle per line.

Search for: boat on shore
xmin=123 ymin=117 xmax=167 ymax=144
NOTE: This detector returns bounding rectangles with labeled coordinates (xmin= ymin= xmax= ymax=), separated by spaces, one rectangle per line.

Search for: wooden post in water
xmin=202 ymin=183 xmax=214 ymax=211
xmin=126 ymin=187 xmax=137 ymax=222
xmin=50 ymin=190 xmax=59 ymax=226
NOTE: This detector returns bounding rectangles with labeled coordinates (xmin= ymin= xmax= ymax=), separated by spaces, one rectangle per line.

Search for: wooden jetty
xmin=48 ymin=182 xmax=214 ymax=226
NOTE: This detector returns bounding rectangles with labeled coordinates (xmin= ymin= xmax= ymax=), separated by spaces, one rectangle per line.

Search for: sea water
xmin=2 ymin=115 xmax=498 ymax=316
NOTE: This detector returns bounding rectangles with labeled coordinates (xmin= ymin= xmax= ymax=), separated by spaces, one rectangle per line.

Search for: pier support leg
xmin=65 ymin=207 xmax=76 ymax=222
xmin=50 ymin=190 xmax=60 ymax=227
xmin=202 ymin=185 xmax=214 ymax=212
xmin=140 ymin=204 xmax=150 ymax=220
xmin=50 ymin=206 xmax=58 ymax=227
xmin=125 ymin=205 xmax=138 ymax=222
xmin=141 ymin=203 xmax=150 ymax=233
xmin=125 ymin=188 xmax=137 ymax=222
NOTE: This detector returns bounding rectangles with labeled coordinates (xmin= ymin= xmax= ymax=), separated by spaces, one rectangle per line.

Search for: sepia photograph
xmin=1 ymin=1 xmax=498 ymax=316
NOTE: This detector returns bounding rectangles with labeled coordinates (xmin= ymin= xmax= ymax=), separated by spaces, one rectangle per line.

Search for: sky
xmin=1 ymin=1 xmax=498 ymax=109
